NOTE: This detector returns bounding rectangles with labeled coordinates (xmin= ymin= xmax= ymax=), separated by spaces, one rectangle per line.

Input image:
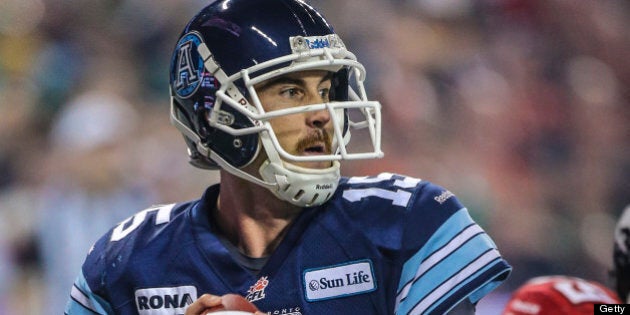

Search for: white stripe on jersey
xmin=396 ymin=224 xmax=483 ymax=309
xmin=406 ymin=249 xmax=502 ymax=314
xmin=395 ymin=224 xmax=484 ymax=307
xmin=71 ymin=284 xmax=100 ymax=313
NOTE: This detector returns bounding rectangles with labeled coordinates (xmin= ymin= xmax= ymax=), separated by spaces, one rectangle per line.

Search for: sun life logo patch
xmin=303 ymin=260 xmax=376 ymax=301
xmin=172 ymin=31 xmax=205 ymax=98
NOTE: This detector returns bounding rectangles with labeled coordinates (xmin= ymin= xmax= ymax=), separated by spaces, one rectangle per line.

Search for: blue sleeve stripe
xmin=65 ymin=271 xmax=113 ymax=314
xmin=67 ymin=293 xmax=102 ymax=315
xmin=396 ymin=220 xmax=482 ymax=301
xmin=402 ymin=248 xmax=503 ymax=315
xmin=424 ymin=258 xmax=510 ymax=314
xmin=397 ymin=208 xmax=477 ymax=294
xmin=395 ymin=231 xmax=493 ymax=314
xmin=397 ymin=231 xmax=496 ymax=307
xmin=70 ymin=284 xmax=102 ymax=314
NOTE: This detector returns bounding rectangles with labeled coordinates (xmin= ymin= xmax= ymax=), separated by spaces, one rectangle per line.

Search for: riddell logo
xmin=135 ymin=286 xmax=197 ymax=315
xmin=316 ymin=183 xmax=333 ymax=190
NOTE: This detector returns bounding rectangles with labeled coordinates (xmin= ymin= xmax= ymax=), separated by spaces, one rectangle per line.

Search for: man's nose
xmin=306 ymin=107 xmax=331 ymax=128
xmin=304 ymin=90 xmax=331 ymax=128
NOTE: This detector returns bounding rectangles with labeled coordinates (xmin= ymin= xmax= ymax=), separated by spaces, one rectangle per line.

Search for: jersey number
xmin=342 ymin=173 xmax=419 ymax=208
xmin=110 ymin=204 xmax=175 ymax=241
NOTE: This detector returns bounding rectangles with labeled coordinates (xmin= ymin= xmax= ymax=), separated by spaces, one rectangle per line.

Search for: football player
xmin=65 ymin=0 xmax=511 ymax=314
xmin=613 ymin=205 xmax=630 ymax=303
xmin=502 ymin=275 xmax=621 ymax=315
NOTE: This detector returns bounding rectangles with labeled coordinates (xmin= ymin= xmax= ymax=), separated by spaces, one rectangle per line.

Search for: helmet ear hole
xmin=233 ymin=138 xmax=243 ymax=148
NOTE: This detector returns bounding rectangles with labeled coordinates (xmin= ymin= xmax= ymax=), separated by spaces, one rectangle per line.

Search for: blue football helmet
xmin=169 ymin=0 xmax=382 ymax=206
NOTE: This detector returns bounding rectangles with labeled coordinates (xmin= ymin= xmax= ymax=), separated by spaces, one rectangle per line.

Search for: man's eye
xmin=280 ymin=88 xmax=300 ymax=98
xmin=320 ymin=88 xmax=330 ymax=100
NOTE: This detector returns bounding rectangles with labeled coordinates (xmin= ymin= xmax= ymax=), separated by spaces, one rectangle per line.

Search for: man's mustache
xmin=295 ymin=130 xmax=332 ymax=154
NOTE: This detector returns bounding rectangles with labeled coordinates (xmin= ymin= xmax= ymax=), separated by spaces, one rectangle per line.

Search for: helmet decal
xmin=172 ymin=32 xmax=205 ymax=99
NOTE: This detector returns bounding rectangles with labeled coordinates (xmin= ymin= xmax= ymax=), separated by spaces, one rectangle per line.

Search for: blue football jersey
xmin=66 ymin=173 xmax=511 ymax=315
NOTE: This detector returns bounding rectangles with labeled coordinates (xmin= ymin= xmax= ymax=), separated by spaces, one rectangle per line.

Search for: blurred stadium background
xmin=0 ymin=0 xmax=628 ymax=313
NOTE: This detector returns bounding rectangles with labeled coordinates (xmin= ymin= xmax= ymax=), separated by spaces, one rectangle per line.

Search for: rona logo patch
xmin=303 ymin=260 xmax=376 ymax=301
xmin=135 ymin=285 xmax=197 ymax=314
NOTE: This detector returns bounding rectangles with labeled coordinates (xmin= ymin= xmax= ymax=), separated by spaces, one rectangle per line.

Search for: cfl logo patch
xmin=246 ymin=276 xmax=269 ymax=302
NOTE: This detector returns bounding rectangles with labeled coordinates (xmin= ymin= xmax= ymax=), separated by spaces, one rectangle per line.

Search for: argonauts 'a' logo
xmin=171 ymin=31 xmax=205 ymax=98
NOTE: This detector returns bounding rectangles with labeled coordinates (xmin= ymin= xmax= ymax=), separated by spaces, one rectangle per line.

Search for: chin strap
xmin=206 ymin=129 xmax=340 ymax=208
xmin=259 ymin=159 xmax=340 ymax=207
xmin=258 ymin=130 xmax=340 ymax=207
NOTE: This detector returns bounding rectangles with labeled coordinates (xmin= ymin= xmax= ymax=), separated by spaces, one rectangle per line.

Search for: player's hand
xmin=185 ymin=293 xmax=265 ymax=315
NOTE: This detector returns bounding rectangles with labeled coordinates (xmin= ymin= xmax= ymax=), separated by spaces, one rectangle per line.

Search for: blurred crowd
xmin=0 ymin=0 xmax=628 ymax=313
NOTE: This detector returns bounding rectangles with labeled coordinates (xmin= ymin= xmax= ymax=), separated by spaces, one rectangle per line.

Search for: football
xmin=202 ymin=294 xmax=260 ymax=314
